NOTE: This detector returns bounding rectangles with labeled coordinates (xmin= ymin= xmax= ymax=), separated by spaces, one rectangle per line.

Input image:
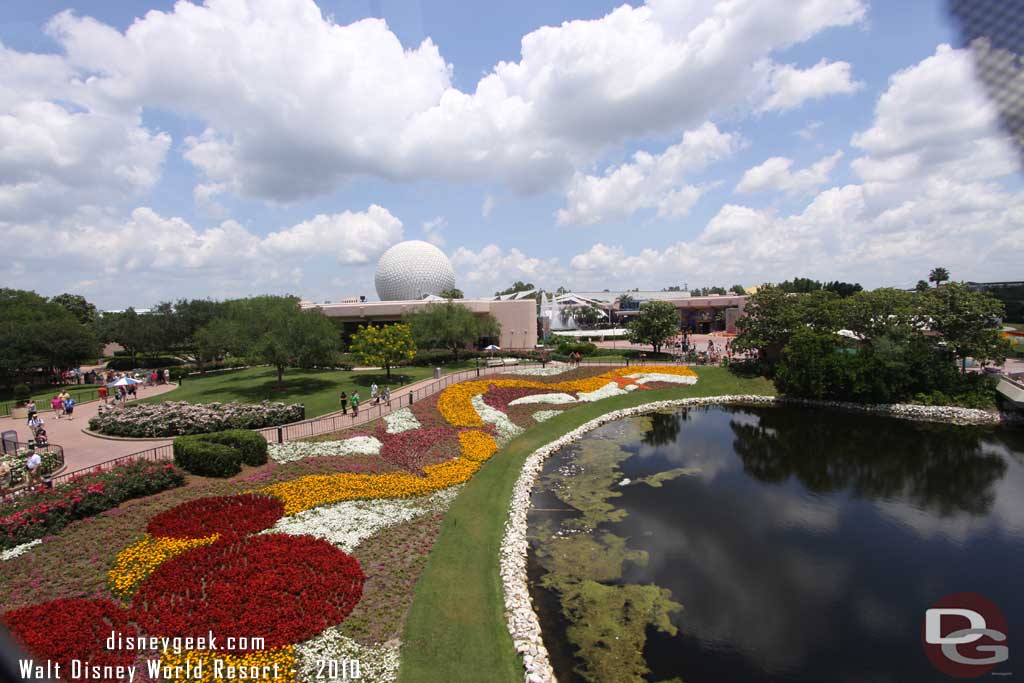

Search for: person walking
xmin=163 ymin=368 xmax=170 ymax=384
xmin=382 ymin=386 xmax=391 ymax=407
xmin=63 ymin=396 xmax=76 ymax=421
xmin=25 ymin=449 xmax=42 ymax=486
xmin=28 ymin=414 xmax=44 ymax=434
xmin=50 ymin=394 xmax=63 ymax=418
xmin=351 ymin=391 xmax=360 ymax=417
xmin=25 ymin=399 xmax=37 ymax=424
xmin=339 ymin=390 xmax=348 ymax=415
xmin=370 ymin=383 xmax=379 ymax=405
xmin=98 ymin=384 xmax=108 ymax=404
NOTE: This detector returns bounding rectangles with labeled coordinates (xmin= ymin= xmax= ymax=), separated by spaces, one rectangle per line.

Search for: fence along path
xmin=50 ymin=360 xmax=629 ymax=486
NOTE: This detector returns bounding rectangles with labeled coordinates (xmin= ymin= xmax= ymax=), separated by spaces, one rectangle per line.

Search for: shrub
xmin=0 ymin=460 xmax=185 ymax=550
xmin=106 ymin=356 xmax=182 ymax=371
xmin=554 ymin=338 xmax=597 ymax=356
xmin=173 ymin=429 xmax=269 ymax=477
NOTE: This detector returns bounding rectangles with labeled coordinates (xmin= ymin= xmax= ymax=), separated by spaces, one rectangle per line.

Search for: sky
xmin=0 ymin=0 xmax=1022 ymax=308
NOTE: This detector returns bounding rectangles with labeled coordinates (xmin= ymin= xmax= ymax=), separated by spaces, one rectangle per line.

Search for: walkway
xmin=0 ymin=383 xmax=179 ymax=473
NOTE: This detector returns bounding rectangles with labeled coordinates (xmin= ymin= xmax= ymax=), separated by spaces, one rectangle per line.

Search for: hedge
xmin=173 ymin=429 xmax=269 ymax=478
xmin=107 ymin=357 xmax=183 ymax=371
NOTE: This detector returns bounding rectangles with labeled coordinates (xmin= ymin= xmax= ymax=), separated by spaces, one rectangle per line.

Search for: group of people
xmin=338 ymin=382 xmax=392 ymax=417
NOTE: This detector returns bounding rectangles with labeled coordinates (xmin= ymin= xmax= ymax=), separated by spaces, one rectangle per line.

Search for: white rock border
xmin=500 ymin=395 xmax=1016 ymax=683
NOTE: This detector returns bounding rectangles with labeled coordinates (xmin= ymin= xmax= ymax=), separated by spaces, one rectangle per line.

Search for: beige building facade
xmin=304 ymin=298 xmax=538 ymax=350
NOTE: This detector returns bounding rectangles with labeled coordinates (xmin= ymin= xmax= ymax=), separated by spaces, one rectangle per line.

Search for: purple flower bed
xmin=87 ymin=401 xmax=304 ymax=437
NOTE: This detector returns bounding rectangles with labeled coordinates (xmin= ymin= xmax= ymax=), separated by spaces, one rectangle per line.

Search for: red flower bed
xmin=133 ymin=534 xmax=364 ymax=651
xmin=146 ymin=494 xmax=284 ymax=540
xmin=375 ymin=425 xmax=456 ymax=472
xmin=3 ymin=598 xmax=139 ymax=682
xmin=482 ymin=385 xmax=563 ymax=412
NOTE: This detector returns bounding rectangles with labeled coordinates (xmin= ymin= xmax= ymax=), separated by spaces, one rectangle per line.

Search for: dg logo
xmin=923 ymin=592 xmax=1009 ymax=678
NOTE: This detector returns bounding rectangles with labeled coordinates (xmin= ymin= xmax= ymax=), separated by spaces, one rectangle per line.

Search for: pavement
xmin=0 ymin=382 xmax=179 ymax=473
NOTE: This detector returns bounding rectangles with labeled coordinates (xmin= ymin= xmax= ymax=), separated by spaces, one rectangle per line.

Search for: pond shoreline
xmin=500 ymin=394 xmax=1022 ymax=683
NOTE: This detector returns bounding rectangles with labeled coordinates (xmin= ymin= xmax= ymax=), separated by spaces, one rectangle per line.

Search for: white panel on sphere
xmin=374 ymin=240 xmax=457 ymax=301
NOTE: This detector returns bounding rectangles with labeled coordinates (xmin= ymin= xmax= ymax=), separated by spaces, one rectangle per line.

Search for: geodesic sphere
xmin=374 ymin=240 xmax=456 ymax=301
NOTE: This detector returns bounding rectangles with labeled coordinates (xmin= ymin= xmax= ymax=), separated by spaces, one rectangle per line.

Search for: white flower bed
xmin=295 ymin=628 xmax=400 ymax=683
xmin=268 ymin=436 xmax=383 ymax=464
xmin=509 ymin=393 xmax=577 ymax=406
xmin=471 ymin=394 xmax=524 ymax=445
xmin=384 ymin=407 xmax=421 ymax=434
xmin=1 ymin=539 xmax=41 ymax=562
xmin=532 ymin=410 xmax=564 ymax=423
xmin=576 ymin=381 xmax=628 ymax=402
xmin=626 ymin=372 xmax=699 ymax=385
xmin=266 ymin=487 xmax=461 ymax=552
xmin=504 ymin=364 xmax=571 ymax=377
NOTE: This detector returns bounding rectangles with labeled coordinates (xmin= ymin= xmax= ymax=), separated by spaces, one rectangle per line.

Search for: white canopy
xmin=107 ymin=376 xmax=142 ymax=387
xmin=484 ymin=344 xmax=501 ymax=350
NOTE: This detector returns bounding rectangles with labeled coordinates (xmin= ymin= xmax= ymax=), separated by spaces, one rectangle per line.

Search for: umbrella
xmin=107 ymin=376 xmax=142 ymax=387
xmin=484 ymin=344 xmax=500 ymax=351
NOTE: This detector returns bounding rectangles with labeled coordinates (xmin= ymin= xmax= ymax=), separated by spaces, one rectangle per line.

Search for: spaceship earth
xmin=374 ymin=240 xmax=457 ymax=301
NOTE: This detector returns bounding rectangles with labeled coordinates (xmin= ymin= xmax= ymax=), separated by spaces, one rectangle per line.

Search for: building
xmin=541 ymin=290 xmax=747 ymax=334
xmin=304 ymin=298 xmax=538 ymax=350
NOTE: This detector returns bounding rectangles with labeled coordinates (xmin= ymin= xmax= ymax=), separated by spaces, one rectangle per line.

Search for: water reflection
xmin=727 ymin=407 xmax=1008 ymax=515
xmin=531 ymin=406 xmax=1024 ymax=683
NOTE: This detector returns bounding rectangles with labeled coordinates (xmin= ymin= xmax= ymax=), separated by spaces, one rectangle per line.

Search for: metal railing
xmin=0 ymin=387 xmax=102 ymax=417
xmin=47 ymin=443 xmax=174 ymax=488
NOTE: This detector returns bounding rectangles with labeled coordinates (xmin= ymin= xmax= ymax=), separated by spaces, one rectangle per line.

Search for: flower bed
xmin=383 ymin=407 xmax=421 ymax=433
xmin=0 ymin=461 xmax=185 ymax=551
xmin=2 ymin=598 xmax=139 ymax=682
xmin=146 ymin=493 xmax=284 ymax=540
xmin=88 ymin=400 xmax=304 ymax=437
xmin=269 ymin=436 xmax=383 ymax=464
xmin=133 ymin=534 xmax=365 ymax=652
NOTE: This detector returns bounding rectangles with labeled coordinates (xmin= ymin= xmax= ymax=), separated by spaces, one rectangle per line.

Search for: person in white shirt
xmin=25 ymin=451 xmax=42 ymax=484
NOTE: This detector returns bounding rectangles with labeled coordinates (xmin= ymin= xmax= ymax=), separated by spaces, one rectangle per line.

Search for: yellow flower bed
xmin=108 ymin=533 xmax=220 ymax=599
xmin=262 ymin=451 xmax=488 ymax=515
xmin=458 ymin=430 xmax=498 ymax=461
xmin=159 ymin=647 xmax=296 ymax=683
xmin=438 ymin=365 xmax=698 ymax=427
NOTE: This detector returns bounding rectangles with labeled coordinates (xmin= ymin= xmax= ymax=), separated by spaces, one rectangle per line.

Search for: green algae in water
xmin=533 ymin=415 xmax=683 ymax=683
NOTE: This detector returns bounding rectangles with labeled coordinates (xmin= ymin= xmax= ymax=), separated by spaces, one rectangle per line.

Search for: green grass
xmin=398 ymin=367 xmax=775 ymax=683
xmin=137 ymin=363 xmax=477 ymax=418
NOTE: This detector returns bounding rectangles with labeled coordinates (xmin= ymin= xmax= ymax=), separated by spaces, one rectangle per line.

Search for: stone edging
xmin=499 ymin=395 xmax=1020 ymax=683
xmin=79 ymin=429 xmax=172 ymax=443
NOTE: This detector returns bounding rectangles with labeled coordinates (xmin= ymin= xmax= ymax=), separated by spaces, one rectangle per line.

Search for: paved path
xmin=0 ymin=383 xmax=179 ymax=473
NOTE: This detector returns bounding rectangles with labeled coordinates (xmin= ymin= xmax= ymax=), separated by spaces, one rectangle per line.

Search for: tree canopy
xmin=495 ymin=281 xmax=535 ymax=297
xmin=626 ymin=300 xmax=679 ymax=353
xmin=348 ymin=323 xmax=416 ymax=379
xmin=0 ymin=289 xmax=98 ymax=385
xmin=438 ymin=288 xmax=464 ymax=300
xmin=406 ymin=301 xmax=501 ymax=357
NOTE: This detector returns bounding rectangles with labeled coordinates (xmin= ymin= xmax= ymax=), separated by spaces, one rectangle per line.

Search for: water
xmin=527 ymin=405 xmax=1024 ymax=683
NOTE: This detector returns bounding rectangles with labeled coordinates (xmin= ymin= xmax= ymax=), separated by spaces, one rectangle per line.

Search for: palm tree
xmin=929 ymin=267 xmax=950 ymax=288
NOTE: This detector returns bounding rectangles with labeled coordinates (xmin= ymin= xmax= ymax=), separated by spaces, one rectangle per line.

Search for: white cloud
xmin=40 ymin=0 xmax=865 ymax=201
xmin=557 ymin=122 xmax=739 ymax=225
xmin=422 ymin=216 xmax=446 ymax=246
xmin=0 ymin=41 xmax=170 ymax=222
xmin=759 ymin=59 xmax=863 ymax=112
xmin=735 ymin=150 xmax=843 ymax=195
xmin=1 ymin=204 xmax=403 ymax=305
xmin=796 ymin=120 xmax=824 ymax=140
xmin=481 ymin=195 xmax=496 ymax=219
xmin=851 ymin=44 xmax=1019 ymax=200
xmin=451 ymin=244 xmax=562 ymax=294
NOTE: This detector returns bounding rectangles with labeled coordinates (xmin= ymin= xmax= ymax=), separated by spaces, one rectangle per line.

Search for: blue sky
xmin=0 ymin=0 xmax=1020 ymax=308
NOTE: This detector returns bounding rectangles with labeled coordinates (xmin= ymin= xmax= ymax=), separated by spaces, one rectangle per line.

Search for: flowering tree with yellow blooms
xmin=348 ymin=323 xmax=417 ymax=379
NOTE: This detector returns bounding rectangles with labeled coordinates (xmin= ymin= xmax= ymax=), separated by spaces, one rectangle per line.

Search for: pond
xmin=527 ymin=405 xmax=1024 ymax=683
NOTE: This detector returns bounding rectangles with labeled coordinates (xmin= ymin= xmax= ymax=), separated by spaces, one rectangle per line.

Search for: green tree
xmin=626 ymin=300 xmax=679 ymax=353
xmin=0 ymin=289 xmax=97 ymax=385
xmin=929 ymin=266 xmax=950 ymax=288
xmin=733 ymin=285 xmax=803 ymax=359
xmin=438 ymin=288 xmax=464 ymax=300
xmin=916 ymin=280 xmax=931 ymax=293
xmin=572 ymin=305 xmax=603 ymax=329
xmin=778 ymin=277 xmax=823 ymax=294
xmin=49 ymin=293 xmax=97 ymax=325
xmin=495 ymin=281 xmax=535 ymax=297
xmin=774 ymin=328 xmax=849 ymax=399
xmin=226 ymin=296 xmax=340 ymax=388
xmin=822 ymin=281 xmax=863 ymax=297
xmin=406 ymin=301 xmax=501 ymax=357
xmin=922 ymin=283 xmax=1009 ymax=371
xmin=348 ymin=323 xmax=417 ymax=379
xmin=841 ymin=288 xmax=920 ymax=343
xmin=730 ymin=284 xmax=747 ymax=295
